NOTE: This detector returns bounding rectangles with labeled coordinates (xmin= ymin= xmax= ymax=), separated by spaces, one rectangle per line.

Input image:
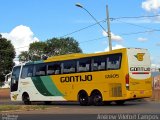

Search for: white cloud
xmin=104 ymin=44 xmax=125 ymax=52
xmin=102 ymin=31 xmax=123 ymax=42
xmin=151 ymin=64 xmax=160 ymax=68
xmin=142 ymin=0 xmax=160 ymax=12
xmin=1 ymin=25 xmax=39 ymax=55
xmin=151 ymin=63 xmax=160 ymax=71
xmin=137 ymin=37 xmax=148 ymax=42
xmin=94 ymin=44 xmax=125 ymax=53
xmin=150 ymin=55 xmax=160 ymax=71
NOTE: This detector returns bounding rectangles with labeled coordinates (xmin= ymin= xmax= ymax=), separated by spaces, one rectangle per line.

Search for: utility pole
xmin=76 ymin=3 xmax=112 ymax=51
xmin=106 ymin=5 xmax=112 ymax=51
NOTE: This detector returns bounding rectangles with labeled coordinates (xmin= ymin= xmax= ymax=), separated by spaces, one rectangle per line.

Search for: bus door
xmin=11 ymin=66 xmax=21 ymax=92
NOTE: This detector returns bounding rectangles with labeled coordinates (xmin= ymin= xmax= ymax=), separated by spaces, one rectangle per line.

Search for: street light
xmin=75 ymin=3 xmax=112 ymax=51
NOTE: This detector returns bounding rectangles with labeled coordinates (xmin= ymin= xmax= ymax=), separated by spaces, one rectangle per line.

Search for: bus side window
xmin=47 ymin=62 xmax=61 ymax=75
xmin=47 ymin=64 xmax=55 ymax=75
xmin=63 ymin=60 xmax=76 ymax=74
xmin=92 ymin=56 xmax=106 ymax=71
xmin=54 ymin=63 xmax=61 ymax=75
xmin=35 ymin=64 xmax=46 ymax=76
xmin=78 ymin=58 xmax=91 ymax=72
xmin=106 ymin=53 xmax=122 ymax=70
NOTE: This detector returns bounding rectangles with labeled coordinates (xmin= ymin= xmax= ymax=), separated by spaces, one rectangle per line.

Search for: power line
xmin=80 ymin=36 xmax=106 ymax=44
xmin=1 ymin=15 xmax=160 ymax=51
xmin=79 ymin=29 xmax=160 ymax=44
xmin=60 ymin=14 xmax=160 ymax=38
xmin=60 ymin=19 xmax=106 ymax=38
xmin=115 ymin=19 xmax=155 ymax=30
xmin=1 ymin=29 xmax=160 ymax=51
xmin=61 ymin=15 xmax=160 ymax=38
xmin=110 ymin=14 xmax=160 ymax=20
xmin=120 ymin=29 xmax=160 ymax=36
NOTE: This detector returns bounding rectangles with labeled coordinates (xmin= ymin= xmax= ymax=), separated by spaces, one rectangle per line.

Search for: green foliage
xmin=0 ymin=81 xmax=3 ymax=87
xmin=19 ymin=51 xmax=30 ymax=63
xmin=29 ymin=42 xmax=47 ymax=61
xmin=46 ymin=37 xmax=82 ymax=56
xmin=19 ymin=37 xmax=82 ymax=62
xmin=19 ymin=42 xmax=47 ymax=62
xmin=0 ymin=34 xmax=15 ymax=82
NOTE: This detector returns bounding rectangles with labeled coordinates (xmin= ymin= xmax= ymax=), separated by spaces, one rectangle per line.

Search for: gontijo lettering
xmin=130 ymin=67 xmax=150 ymax=71
xmin=60 ymin=75 xmax=92 ymax=83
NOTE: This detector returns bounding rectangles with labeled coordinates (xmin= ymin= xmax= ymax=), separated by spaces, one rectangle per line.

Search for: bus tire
xmin=78 ymin=91 xmax=90 ymax=106
xmin=115 ymin=100 xmax=125 ymax=105
xmin=22 ymin=93 xmax=31 ymax=105
xmin=91 ymin=90 xmax=103 ymax=106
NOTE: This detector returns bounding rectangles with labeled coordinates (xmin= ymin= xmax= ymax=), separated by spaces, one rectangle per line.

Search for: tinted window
xmin=11 ymin=66 xmax=21 ymax=92
xmin=12 ymin=66 xmax=21 ymax=82
xmin=78 ymin=58 xmax=91 ymax=72
xmin=106 ymin=53 xmax=122 ymax=70
xmin=35 ymin=64 xmax=46 ymax=76
xmin=47 ymin=62 xmax=61 ymax=75
xmin=21 ymin=65 xmax=34 ymax=79
xmin=92 ymin=56 xmax=106 ymax=71
xmin=63 ymin=60 xmax=76 ymax=74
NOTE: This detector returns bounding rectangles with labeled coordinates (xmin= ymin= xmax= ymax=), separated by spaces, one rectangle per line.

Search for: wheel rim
xmin=94 ymin=95 xmax=102 ymax=104
xmin=93 ymin=93 xmax=103 ymax=106
xmin=79 ymin=94 xmax=88 ymax=105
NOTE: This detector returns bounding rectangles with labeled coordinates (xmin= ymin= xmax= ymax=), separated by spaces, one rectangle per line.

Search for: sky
xmin=0 ymin=0 xmax=160 ymax=68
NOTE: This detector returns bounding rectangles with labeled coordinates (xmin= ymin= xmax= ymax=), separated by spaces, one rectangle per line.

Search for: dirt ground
xmin=151 ymin=89 xmax=160 ymax=101
xmin=0 ymin=88 xmax=10 ymax=100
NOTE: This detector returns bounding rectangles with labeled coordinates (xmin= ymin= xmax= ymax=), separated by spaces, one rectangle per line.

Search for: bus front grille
xmin=109 ymin=83 xmax=122 ymax=97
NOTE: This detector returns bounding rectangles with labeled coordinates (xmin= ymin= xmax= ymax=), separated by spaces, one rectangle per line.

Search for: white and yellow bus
xmin=10 ymin=48 xmax=152 ymax=105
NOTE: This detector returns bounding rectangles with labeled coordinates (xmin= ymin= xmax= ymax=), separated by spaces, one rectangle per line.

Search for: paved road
xmin=1 ymin=100 xmax=160 ymax=114
xmin=1 ymin=101 xmax=160 ymax=120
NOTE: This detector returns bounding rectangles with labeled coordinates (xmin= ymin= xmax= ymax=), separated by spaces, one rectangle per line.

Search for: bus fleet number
xmin=105 ymin=74 xmax=119 ymax=79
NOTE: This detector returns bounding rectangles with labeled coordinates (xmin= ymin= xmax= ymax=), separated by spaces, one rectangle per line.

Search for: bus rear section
xmin=126 ymin=48 xmax=152 ymax=100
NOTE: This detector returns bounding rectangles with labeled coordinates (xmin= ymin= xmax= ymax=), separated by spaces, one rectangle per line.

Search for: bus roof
xmin=45 ymin=48 xmax=127 ymax=62
xmin=23 ymin=47 xmax=148 ymax=65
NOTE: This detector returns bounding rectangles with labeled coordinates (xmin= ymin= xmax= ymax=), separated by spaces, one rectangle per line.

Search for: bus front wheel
xmin=22 ymin=93 xmax=31 ymax=105
xmin=78 ymin=91 xmax=90 ymax=106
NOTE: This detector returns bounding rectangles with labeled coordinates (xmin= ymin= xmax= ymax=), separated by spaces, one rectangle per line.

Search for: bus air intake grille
xmin=109 ymin=83 xmax=122 ymax=97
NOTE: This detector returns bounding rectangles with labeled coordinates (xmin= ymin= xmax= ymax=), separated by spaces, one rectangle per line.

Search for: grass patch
xmin=0 ymin=105 xmax=49 ymax=112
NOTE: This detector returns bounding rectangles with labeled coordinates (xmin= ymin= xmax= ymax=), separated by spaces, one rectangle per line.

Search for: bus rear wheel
xmin=78 ymin=91 xmax=90 ymax=106
xmin=22 ymin=93 xmax=31 ymax=105
xmin=91 ymin=91 xmax=103 ymax=106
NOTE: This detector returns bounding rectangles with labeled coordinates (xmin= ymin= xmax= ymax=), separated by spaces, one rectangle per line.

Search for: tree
xmin=29 ymin=42 xmax=47 ymax=61
xmin=46 ymin=37 xmax=82 ymax=56
xmin=18 ymin=51 xmax=30 ymax=63
xmin=18 ymin=42 xmax=47 ymax=62
xmin=0 ymin=34 xmax=15 ymax=82
xmin=18 ymin=37 xmax=82 ymax=62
